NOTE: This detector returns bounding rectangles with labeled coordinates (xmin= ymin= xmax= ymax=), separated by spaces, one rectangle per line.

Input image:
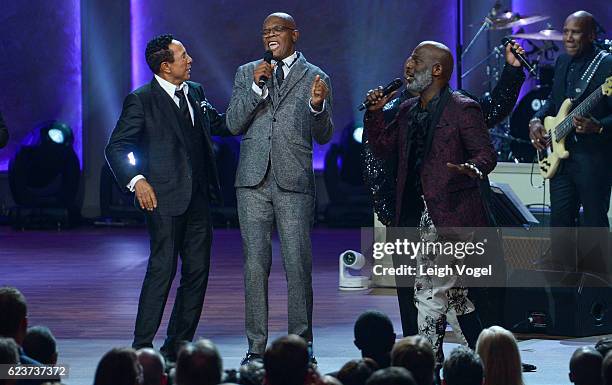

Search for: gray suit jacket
xmin=226 ymin=54 xmax=333 ymax=195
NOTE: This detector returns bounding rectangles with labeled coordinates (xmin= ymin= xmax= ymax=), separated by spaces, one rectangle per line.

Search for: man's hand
xmin=365 ymin=86 xmax=397 ymax=111
xmin=310 ymin=75 xmax=329 ymax=110
xmin=505 ymin=39 xmax=526 ymax=68
xmin=253 ymin=61 xmax=273 ymax=86
xmin=134 ymin=179 xmax=157 ymax=211
xmin=529 ymin=119 xmax=548 ymax=150
xmin=447 ymin=163 xmax=482 ymax=179
xmin=573 ymin=115 xmax=602 ymax=134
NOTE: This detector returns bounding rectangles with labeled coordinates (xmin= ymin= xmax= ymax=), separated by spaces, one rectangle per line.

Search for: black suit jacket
xmin=534 ymin=50 xmax=612 ymax=152
xmin=105 ymin=78 xmax=229 ymax=216
xmin=0 ymin=110 xmax=8 ymax=148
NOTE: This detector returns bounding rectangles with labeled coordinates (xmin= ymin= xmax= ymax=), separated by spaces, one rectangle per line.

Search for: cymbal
xmin=512 ymin=29 xmax=563 ymax=41
xmin=488 ymin=13 xmax=549 ymax=30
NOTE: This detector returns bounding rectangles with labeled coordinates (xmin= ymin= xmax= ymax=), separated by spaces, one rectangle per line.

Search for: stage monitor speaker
xmin=488 ymin=182 xmax=539 ymax=227
xmin=505 ymin=269 xmax=612 ymax=337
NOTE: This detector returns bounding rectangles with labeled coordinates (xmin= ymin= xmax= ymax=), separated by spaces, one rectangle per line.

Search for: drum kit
xmin=461 ymin=6 xmax=610 ymax=163
xmin=460 ymin=8 xmax=561 ymax=163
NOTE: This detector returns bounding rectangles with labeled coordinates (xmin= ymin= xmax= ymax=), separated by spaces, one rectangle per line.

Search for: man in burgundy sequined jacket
xmin=363 ymin=42 xmax=498 ymax=360
xmin=364 ymin=44 xmax=497 ymax=229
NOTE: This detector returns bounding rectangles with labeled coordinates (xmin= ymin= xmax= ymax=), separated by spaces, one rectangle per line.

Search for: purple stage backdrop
xmin=130 ymin=0 xmax=457 ymax=170
xmin=0 ymin=1 xmax=82 ymax=170
xmin=0 ymin=1 xmax=609 ymax=172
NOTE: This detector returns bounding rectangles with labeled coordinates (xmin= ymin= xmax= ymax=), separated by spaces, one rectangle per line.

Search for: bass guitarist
xmin=529 ymin=11 xmax=612 ymax=271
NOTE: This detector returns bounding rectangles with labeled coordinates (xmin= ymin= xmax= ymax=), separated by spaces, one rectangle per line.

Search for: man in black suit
xmin=105 ymin=34 xmax=228 ymax=362
xmin=529 ymin=11 xmax=611 ymax=271
xmin=0 ymin=110 xmax=8 ymax=149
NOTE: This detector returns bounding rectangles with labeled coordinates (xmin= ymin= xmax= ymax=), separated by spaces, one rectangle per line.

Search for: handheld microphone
xmin=258 ymin=50 xmax=273 ymax=88
xmin=358 ymin=78 xmax=403 ymax=111
xmin=502 ymin=37 xmax=536 ymax=76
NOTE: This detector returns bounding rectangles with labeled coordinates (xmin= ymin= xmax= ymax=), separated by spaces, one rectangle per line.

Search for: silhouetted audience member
xmin=238 ymin=358 xmax=265 ymax=385
xmin=354 ymin=310 xmax=396 ymax=368
xmin=0 ymin=286 xmax=45 ymax=378
xmin=596 ymin=338 xmax=612 ymax=359
xmin=93 ymin=347 xmax=143 ymax=385
xmin=337 ymin=358 xmax=379 ymax=385
xmin=365 ymin=367 xmax=416 ymax=385
xmin=175 ymin=339 xmax=222 ymax=385
xmin=391 ymin=336 xmax=435 ymax=385
xmin=569 ymin=347 xmax=603 ymax=385
xmin=476 ymin=326 xmax=523 ymax=385
xmin=602 ymin=351 xmax=612 ymax=385
xmin=137 ymin=348 xmax=168 ymax=385
xmin=0 ymin=337 xmax=19 ymax=385
xmin=23 ymin=326 xmax=58 ymax=365
xmin=264 ymin=335 xmax=310 ymax=385
xmin=442 ymin=346 xmax=483 ymax=385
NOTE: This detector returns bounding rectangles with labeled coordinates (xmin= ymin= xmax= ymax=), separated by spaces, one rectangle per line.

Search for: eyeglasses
xmin=261 ymin=25 xmax=297 ymax=37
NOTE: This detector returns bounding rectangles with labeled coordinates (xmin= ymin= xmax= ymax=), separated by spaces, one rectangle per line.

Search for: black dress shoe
xmin=240 ymin=352 xmax=263 ymax=366
xmin=522 ymin=362 xmax=537 ymax=372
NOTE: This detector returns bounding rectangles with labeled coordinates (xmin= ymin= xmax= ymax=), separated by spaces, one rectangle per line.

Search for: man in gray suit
xmin=226 ymin=12 xmax=333 ymax=364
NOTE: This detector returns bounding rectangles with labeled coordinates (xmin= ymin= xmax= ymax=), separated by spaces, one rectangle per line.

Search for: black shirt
xmin=565 ymin=47 xmax=597 ymax=100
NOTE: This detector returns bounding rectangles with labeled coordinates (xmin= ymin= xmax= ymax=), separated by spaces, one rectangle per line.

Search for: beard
xmin=406 ymin=67 xmax=433 ymax=93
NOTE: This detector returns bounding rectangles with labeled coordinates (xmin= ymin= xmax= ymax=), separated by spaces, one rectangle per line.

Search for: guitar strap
xmin=570 ymin=50 xmax=610 ymax=101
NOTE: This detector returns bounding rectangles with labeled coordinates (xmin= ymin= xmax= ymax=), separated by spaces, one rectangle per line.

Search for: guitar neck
xmin=556 ymin=87 xmax=604 ymax=140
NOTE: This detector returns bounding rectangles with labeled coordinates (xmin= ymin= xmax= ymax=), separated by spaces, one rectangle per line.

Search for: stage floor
xmin=1 ymin=226 xmax=606 ymax=385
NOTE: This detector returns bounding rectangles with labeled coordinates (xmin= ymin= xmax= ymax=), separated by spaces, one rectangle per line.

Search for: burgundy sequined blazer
xmin=364 ymin=91 xmax=497 ymax=228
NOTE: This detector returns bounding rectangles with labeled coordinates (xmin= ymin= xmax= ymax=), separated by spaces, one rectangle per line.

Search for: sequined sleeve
xmin=362 ymin=127 xmax=397 ymax=226
xmin=360 ymin=95 xmax=409 ymax=226
xmin=482 ymin=64 xmax=525 ymax=128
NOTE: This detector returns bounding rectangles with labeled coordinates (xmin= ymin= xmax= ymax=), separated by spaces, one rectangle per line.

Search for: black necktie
xmin=174 ymin=88 xmax=193 ymax=127
xmin=275 ymin=61 xmax=285 ymax=87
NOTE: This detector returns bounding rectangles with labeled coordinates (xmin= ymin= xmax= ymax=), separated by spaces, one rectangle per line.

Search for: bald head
xmin=566 ymin=11 xmax=597 ymax=35
xmin=262 ymin=12 xmax=299 ymax=60
xmin=415 ymin=41 xmax=454 ymax=81
xmin=137 ymin=348 xmax=167 ymax=385
xmin=264 ymin=12 xmax=296 ymax=29
xmin=569 ymin=347 xmax=602 ymax=385
xmin=563 ymin=11 xmax=597 ymax=56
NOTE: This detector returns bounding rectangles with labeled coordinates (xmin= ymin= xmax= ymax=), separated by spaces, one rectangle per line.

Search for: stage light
xmin=8 ymin=120 xmax=80 ymax=228
xmin=47 ymin=128 xmax=65 ymax=144
xmin=323 ymin=121 xmax=373 ymax=227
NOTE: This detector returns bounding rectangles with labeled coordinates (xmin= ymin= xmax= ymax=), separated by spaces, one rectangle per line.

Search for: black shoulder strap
xmin=571 ymin=51 xmax=610 ymax=100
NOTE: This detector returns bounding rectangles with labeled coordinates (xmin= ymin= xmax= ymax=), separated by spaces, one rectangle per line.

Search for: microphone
xmin=258 ymin=50 xmax=273 ymax=88
xmin=502 ymin=37 xmax=536 ymax=76
xmin=358 ymin=78 xmax=403 ymax=111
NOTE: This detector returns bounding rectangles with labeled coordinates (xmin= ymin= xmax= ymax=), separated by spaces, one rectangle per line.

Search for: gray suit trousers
xmin=237 ymin=169 xmax=314 ymax=354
